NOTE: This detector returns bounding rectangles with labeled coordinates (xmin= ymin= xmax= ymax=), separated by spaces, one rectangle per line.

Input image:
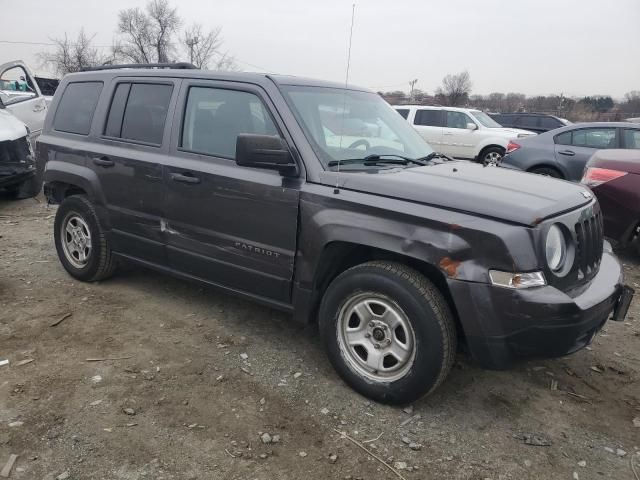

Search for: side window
xmin=395 ymin=108 xmax=409 ymax=119
xmin=104 ymin=83 xmax=131 ymax=138
xmin=180 ymin=86 xmax=279 ymax=159
xmin=572 ymin=128 xmax=617 ymax=149
xmin=414 ymin=110 xmax=441 ymax=126
xmin=623 ymin=129 xmax=640 ymax=149
xmin=53 ymin=82 xmax=103 ymax=135
xmin=540 ymin=117 xmax=561 ymax=130
xmin=518 ymin=116 xmax=539 ymax=129
xmin=0 ymin=65 xmax=37 ymax=106
xmin=104 ymin=83 xmax=173 ymax=144
xmin=445 ymin=111 xmax=471 ymax=129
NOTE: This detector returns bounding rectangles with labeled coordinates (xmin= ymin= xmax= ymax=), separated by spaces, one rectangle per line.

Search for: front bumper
xmin=0 ymin=168 xmax=35 ymax=189
xmin=448 ymin=251 xmax=633 ymax=369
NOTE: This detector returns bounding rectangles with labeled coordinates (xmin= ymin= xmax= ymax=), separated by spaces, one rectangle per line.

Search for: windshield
xmin=282 ymin=86 xmax=433 ymax=168
xmin=471 ymin=110 xmax=502 ymax=128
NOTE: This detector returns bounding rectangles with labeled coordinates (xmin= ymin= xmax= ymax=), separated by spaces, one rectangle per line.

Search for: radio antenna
xmin=335 ymin=3 xmax=356 ymax=194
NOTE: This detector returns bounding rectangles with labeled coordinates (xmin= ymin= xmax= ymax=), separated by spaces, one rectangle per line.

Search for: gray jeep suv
xmin=38 ymin=64 xmax=633 ymax=404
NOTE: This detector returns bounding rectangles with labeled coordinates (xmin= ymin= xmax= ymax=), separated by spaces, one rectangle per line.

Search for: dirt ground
xmin=1 ymin=196 xmax=639 ymax=480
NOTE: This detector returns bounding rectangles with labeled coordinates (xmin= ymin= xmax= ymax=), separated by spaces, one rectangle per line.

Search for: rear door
xmin=0 ymin=61 xmax=47 ymax=136
xmin=412 ymin=109 xmax=444 ymax=152
xmin=87 ymin=78 xmax=179 ymax=264
xmin=163 ymin=80 xmax=300 ymax=304
xmin=554 ymin=126 xmax=619 ymax=180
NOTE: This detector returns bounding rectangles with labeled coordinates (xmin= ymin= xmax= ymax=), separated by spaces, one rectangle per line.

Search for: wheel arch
xmin=477 ymin=143 xmax=506 ymax=161
xmin=302 ymin=241 xmax=462 ymax=337
xmin=526 ymin=163 xmax=566 ymax=179
xmin=43 ymin=161 xmax=104 ymax=205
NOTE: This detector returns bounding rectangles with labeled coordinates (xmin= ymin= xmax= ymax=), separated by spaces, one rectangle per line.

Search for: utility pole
xmin=409 ymin=79 xmax=418 ymax=102
xmin=185 ymin=35 xmax=199 ymax=65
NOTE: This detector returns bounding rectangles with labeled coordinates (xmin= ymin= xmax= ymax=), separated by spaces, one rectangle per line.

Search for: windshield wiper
xmin=415 ymin=152 xmax=454 ymax=162
xmin=327 ymin=154 xmax=428 ymax=168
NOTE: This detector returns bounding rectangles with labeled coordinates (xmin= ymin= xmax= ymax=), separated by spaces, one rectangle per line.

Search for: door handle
xmin=558 ymin=150 xmax=575 ymax=156
xmin=170 ymin=172 xmax=201 ymax=184
xmin=92 ymin=156 xmax=115 ymax=167
xmin=33 ymin=104 xmax=46 ymax=113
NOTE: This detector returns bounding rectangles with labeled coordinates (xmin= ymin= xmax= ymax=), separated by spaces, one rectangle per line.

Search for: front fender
xmin=474 ymin=137 xmax=509 ymax=157
xmin=296 ymin=185 xmax=540 ymax=290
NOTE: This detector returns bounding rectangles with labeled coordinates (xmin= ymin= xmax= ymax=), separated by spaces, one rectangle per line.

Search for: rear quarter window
xmin=554 ymin=131 xmax=572 ymax=145
xmin=395 ymin=108 xmax=409 ymax=119
xmin=53 ymin=82 xmax=103 ymax=135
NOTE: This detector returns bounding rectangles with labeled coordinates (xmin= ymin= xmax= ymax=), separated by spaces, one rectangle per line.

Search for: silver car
xmin=500 ymin=122 xmax=640 ymax=181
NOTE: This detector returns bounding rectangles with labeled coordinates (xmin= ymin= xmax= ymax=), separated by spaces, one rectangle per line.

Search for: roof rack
xmin=81 ymin=62 xmax=197 ymax=72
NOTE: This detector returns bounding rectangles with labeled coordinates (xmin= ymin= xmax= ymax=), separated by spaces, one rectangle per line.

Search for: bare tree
xmin=182 ymin=23 xmax=237 ymax=70
xmin=114 ymin=0 xmax=180 ymax=63
xmin=38 ymin=29 xmax=111 ymax=75
xmin=435 ymin=71 xmax=472 ymax=106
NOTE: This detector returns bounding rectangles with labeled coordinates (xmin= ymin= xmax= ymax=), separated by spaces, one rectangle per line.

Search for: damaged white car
xmin=0 ymin=60 xmax=51 ymax=198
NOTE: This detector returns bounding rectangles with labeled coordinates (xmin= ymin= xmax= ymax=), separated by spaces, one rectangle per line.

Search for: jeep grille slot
xmin=574 ymin=212 xmax=603 ymax=279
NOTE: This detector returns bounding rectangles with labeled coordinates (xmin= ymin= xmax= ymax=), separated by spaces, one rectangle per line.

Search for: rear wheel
xmin=529 ymin=166 xmax=563 ymax=179
xmin=319 ymin=261 xmax=457 ymax=404
xmin=54 ymin=195 xmax=117 ymax=282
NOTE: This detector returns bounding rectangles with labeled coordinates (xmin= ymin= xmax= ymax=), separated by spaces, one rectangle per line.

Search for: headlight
xmin=545 ymin=224 xmax=566 ymax=271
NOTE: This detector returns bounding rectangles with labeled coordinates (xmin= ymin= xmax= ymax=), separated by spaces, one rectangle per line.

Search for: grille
xmin=574 ymin=211 xmax=604 ymax=278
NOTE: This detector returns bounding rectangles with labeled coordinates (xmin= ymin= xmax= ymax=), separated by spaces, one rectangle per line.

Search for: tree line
xmin=39 ymin=0 xmax=236 ymax=75
xmin=384 ymin=71 xmax=640 ymax=122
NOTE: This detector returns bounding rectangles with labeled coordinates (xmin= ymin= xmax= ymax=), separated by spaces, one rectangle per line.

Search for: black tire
xmin=479 ymin=146 xmax=504 ymax=165
xmin=529 ymin=166 xmax=563 ymax=179
xmin=318 ymin=261 xmax=457 ymax=404
xmin=54 ymin=195 xmax=117 ymax=282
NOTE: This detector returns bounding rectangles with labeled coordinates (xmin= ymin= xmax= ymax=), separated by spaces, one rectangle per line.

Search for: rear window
xmin=104 ymin=82 xmax=173 ymax=145
xmin=414 ymin=109 xmax=441 ymax=127
xmin=53 ymin=82 xmax=103 ymax=135
xmin=395 ymin=108 xmax=409 ymax=119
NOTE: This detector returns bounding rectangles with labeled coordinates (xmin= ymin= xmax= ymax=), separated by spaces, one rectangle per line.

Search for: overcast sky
xmin=1 ymin=0 xmax=638 ymax=98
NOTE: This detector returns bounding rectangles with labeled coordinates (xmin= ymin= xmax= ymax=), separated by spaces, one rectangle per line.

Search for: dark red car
xmin=582 ymin=149 xmax=640 ymax=253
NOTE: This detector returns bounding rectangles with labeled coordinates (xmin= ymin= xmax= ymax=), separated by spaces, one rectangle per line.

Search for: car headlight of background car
xmin=545 ymin=224 xmax=567 ymax=272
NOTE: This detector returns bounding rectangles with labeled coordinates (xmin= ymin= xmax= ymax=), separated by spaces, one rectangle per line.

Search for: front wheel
xmin=480 ymin=147 xmax=504 ymax=166
xmin=319 ymin=261 xmax=457 ymax=404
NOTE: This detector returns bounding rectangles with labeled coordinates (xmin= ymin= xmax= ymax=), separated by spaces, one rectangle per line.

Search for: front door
xmin=0 ymin=61 xmax=47 ymax=135
xmin=442 ymin=110 xmax=477 ymax=159
xmin=88 ymin=78 xmax=179 ymax=264
xmin=163 ymin=80 xmax=300 ymax=304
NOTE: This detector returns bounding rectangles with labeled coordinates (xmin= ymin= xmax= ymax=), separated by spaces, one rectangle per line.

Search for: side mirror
xmin=467 ymin=122 xmax=478 ymax=130
xmin=236 ymin=134 xmax=297 ymax=176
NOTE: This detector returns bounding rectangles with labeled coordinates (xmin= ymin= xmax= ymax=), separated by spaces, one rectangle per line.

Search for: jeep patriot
xmin=38 ymin=64 xmax=634 ymax=403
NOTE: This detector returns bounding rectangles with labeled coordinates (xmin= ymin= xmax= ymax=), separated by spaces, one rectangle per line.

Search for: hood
xmin=0 ymin=109 xmax=28 ymax=141
xmin=327 ymin=161 xmax=592 ymax=226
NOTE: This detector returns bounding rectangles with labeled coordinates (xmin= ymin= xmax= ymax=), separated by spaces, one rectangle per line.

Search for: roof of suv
xmin=392 ymin=105 xmax=482 ymax=112
xmin=62 ymin=68 xmax=371 ymax=92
